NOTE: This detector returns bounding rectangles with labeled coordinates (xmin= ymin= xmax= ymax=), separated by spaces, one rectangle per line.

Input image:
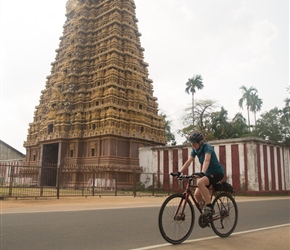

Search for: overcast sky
xmin=0 ymin=0 xmax=289 ymax=154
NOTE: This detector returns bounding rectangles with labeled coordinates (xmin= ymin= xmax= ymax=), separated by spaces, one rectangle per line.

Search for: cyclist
xmin=173 ymin=132 xmax=224 ymax=217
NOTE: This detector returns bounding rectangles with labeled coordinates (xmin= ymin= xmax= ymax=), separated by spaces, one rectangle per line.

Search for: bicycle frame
xmin=182 ymin=177 xmax=202 ymax=213
xmin=174 ymin=175 xmax=222 ymax=221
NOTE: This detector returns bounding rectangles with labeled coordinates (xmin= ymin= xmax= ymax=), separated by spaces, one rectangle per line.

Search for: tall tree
xmin=231 ymin=112 xmax=248 ymax=138
xmin=185 ymin=75 xmax=204 ymax=127
xmin=281 ymin=87 xmax=290 ymax=145
xmin=160 ymin=113 xmax=176 ymax=145
xmin=178 ymin=99 xmax=216 ymax=139
xmin=253 ymin=108 xmax=284 ymax=143
xmin=210 ymin=107 xmax=231 ymax=139
xmin=250 ymin=92 xmax=263 ymax=126
xmin=195 ymin=99 xmax=217 ymax=130
xmin=238 ymin=85 xmax=257 ymax=129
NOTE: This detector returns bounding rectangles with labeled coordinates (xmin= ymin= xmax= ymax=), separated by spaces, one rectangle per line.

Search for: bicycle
xmin=158 ymin=173 xmax=238 ymax=244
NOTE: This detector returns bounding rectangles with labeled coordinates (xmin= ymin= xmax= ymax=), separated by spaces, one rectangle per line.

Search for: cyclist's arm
xmin=179 ymin=156 xmax=194 ymax=174
xmin=201 ymin=153 xmax=211 ymax=173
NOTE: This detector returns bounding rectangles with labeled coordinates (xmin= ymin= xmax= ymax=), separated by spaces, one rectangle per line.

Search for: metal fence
xmin=0 ymin=163 xmax=181 ymax=199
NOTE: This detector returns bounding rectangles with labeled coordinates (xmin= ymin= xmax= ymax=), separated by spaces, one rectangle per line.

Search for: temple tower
xmin=24 ymin=0 xmax=165 ymax=181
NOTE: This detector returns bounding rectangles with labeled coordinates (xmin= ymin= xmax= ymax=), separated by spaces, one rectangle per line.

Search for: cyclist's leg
xmin=198 ymin=175 xmax=224 ymax=216
xmin=194 ymin=188 xmax=205 ymax=209
xmin=196 ymin=177 xmax=211 ymax=205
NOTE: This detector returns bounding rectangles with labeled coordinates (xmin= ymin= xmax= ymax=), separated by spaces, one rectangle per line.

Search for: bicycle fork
xmin=173 ymin=193 xmax=189 ymax=221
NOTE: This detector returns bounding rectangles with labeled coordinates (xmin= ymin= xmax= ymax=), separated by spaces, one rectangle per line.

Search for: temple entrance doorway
xmin=41 ymin=143 xmax=59 ymax=186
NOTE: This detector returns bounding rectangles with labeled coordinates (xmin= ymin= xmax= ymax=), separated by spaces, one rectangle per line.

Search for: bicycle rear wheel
xmin=158 ymin=193 xmax=195 ymax=244
xmin=210 ymin=192 xmax=238 ymax=237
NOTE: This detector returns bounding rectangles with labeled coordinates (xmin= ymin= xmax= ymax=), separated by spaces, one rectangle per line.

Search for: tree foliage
xmin=161 ymin=113 xmax=176 ymax=145
xmin=252 ymin=108 xmax=285 ymax=143
xmin=178 ymin=95 xmax=289 ymax=146
xmin=178 ymin=99 xmax=217 ymax=139
xmin=172 ymin=83 xmax=289 ymax=146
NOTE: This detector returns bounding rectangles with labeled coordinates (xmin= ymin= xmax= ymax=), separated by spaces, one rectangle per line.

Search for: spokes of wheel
xmin=210 ymin=193 xmax=238 ymax=237
xmin=158 ymin=193 xmax=195 ymax=244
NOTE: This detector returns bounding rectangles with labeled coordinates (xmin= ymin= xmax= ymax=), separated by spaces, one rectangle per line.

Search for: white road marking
xmin=0 ymin=204 xmax=161 ymax=214
xmin=129 ymin=223 xmax=290 ymax=250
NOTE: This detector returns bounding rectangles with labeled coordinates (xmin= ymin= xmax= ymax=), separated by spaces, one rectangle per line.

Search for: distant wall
xmin=139 ymin=138 xmax=290 ymax=194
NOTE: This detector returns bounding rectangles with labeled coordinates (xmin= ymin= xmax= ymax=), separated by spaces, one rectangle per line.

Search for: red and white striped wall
xmin=139 ymin=138 xmax=290 ymax=194
xmin=0 ymin=161 xmax=22 ymax=177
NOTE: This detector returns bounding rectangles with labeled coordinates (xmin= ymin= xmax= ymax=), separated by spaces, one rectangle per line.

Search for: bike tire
xmin=158 ymin=193 xmax=195 ymax=244
xmin=210 ymin=192 xmax=238 ymax=237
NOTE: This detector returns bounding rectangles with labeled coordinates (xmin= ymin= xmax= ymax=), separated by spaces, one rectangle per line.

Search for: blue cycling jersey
xmin=190 ymin=143 xmax=224 ymax=175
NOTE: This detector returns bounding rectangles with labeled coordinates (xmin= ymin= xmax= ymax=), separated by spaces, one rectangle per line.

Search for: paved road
xmin=1 ymin=197 xmax=289 ymax=250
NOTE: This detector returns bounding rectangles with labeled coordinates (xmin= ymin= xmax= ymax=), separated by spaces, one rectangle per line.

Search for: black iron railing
xmin=0 ymin=163 xmax=174 ymax=199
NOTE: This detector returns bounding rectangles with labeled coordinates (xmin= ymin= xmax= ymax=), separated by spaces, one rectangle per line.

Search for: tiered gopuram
xmin=24 ymin=0 xmax=166 ymax=181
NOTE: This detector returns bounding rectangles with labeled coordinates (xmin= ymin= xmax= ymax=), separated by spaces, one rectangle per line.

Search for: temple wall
xmin=139 ymin=137 xmax=290 ymax=194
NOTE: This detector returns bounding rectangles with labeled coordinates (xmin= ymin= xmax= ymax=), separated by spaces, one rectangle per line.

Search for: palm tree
xmin=238 ymin=85 xmax=257 ymax=129
xmin=185 ymin=75 xmax=204 ymax=127
xmin=250 ymin=93 xmax=263 ymax=126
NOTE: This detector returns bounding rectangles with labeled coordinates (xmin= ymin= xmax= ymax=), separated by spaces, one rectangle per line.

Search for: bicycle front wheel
xmin=211 ymin=192 xmax=238 ymax=237
xmin=158 ymin=193 xmax=195 ymax=244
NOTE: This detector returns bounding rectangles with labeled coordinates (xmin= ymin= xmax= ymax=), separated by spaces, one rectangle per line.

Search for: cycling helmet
xmin=188 ymin=132 xmax=204 ymax=143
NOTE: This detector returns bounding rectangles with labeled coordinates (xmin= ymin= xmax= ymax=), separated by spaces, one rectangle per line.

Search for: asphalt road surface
xmin=1 ymin=198 xmax=289 ymax=250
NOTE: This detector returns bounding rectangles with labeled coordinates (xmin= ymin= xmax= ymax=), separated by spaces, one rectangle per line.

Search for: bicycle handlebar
xmin=170 ymin=172 xmax=204 ymax=180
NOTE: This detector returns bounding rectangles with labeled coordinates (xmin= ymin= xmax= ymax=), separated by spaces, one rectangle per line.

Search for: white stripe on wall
xmin=178 ymin=149 xmax=183 ymax=172
xmin=160 ymin=150 xmax=164 ymax=175
xmin=239 ymin=144 xmax=245 ymax=190
xmin=214 ymin=146 xmax=220 ymax=163
xmin=266 ymin=146 xmax=272 ymax=191
xmin=168 ymin=149 xmax=172 ymax=174
xmin=260 ymin=145 xmax=265 ymax=191
xmin=226 ymin=144 xmax=232 ymax=185
xmin=280 ymin=148 xmax=285 ymax=190
xmin=247 ymin=143 xmax=259 ymax=191
xmin=274 ymin=147 xmax=279 ymax=190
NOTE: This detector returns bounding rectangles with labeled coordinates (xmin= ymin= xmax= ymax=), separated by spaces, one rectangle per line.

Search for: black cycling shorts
xmin=205 ymin=172 xmax=224 ymax=185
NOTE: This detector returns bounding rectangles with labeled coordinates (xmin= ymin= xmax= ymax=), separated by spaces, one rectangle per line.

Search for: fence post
xmin=82 ymin=170 xmax=85 ymax=197
xmin=152 ymin=173 xmax=155 ymax=196
xmin=8 ymin=165 xmax=14 ymax=197
xmin=133 ymin=170 xmax=136 ymax=197
xmin=39 ymin=165 xmax=43 ymax=197
xmin=56 ymin=166 xmax=60 ymax=199
xmin=40 ymin=183 xmax=43 ymax=197
xmin=115 ymin=172 xmax=118 ymax=196
xmin=92 ymin=170 xmax=95 ymax=196
xmin=168 ymin=174 xmax=171 ymax=196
